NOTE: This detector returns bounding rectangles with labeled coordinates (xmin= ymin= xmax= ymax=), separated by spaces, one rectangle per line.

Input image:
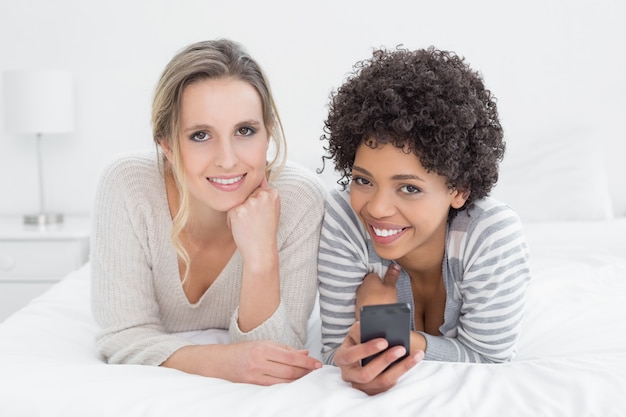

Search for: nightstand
xmin=0 ymin=215 xmax=91 ymax=322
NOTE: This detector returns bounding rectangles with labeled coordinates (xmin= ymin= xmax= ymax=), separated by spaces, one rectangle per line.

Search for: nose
xmin=365 ymin=188 xmax=396 ymax=219
xmin=214 ymin=138 xmax=238 ymax=169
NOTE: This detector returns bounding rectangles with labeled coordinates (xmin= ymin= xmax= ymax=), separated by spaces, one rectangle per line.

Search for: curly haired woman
xmin=317 ymin=46 xmax=531 ymax=395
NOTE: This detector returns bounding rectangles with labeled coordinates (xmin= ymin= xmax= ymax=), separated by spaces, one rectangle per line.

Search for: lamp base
xmin=24 ymin=213 xmax=64 ymax=226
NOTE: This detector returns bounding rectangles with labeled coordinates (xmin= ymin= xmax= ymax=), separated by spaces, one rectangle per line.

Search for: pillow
xmin=490 ymin=127 xmax=614 ymax=223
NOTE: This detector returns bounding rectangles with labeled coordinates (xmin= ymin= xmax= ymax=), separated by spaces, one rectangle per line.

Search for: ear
xmin=451 ymin=188 xmax=471 ymax=209
xmin=159 ymin=139 xmax=174 ymax=164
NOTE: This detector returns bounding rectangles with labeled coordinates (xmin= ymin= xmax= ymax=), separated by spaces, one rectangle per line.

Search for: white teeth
xmin=372 ymin=227 xmax=402 ymax=237
xmin=210 ymin=175 xmax=243 ymax=185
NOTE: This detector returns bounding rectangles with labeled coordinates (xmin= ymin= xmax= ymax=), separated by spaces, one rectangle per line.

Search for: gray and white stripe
xmin=317 ymin=187 xmax=531 ymax=365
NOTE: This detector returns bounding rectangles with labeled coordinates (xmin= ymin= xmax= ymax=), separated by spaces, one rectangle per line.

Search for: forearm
xmin=412 ymin=330 xmax=507 ymax=363
xmin=91 ymin=255 xmax=189 ymax=366
xmin=237 ymin=247 xmax=281 ymax=332
xmin=232 ymin=225 xmax=320 ymax=348
xmin=161 ymin=344 xmax=228 ymax=378
xmin=163 ymin=339 xmax=323 ymax=385
xmin=318 ymin=220 xmax=369 ymax=363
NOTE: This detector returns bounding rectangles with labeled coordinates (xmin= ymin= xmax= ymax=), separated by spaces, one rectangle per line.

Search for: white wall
xmin=1 ymin=0 xmax=625 ymax=217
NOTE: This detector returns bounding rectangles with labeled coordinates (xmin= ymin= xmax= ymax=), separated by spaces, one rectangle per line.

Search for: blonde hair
xmin=151 ymin=39 xmax=287 ymax=283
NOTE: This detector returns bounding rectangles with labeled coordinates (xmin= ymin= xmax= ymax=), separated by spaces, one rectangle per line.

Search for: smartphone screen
xmin=360 ymin=302 xmax=412 ymax=367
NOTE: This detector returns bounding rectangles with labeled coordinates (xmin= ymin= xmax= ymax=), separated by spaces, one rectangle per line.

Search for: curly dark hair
xmin=320 ymin=46 xmax=505 ymax=214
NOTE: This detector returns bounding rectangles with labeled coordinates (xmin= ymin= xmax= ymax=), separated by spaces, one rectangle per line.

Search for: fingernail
xmin=394 ymin=347 xmax=407 ymax=359
xmin=391 ymin=263 xmax=401 ymax=272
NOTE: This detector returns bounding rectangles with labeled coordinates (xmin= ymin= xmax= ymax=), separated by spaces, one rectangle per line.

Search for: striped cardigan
xmin=318 ymin=187 xmax=531 ymax=365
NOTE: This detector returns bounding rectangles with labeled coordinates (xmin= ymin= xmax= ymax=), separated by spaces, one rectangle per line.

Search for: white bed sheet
xmin=1 ymin=219 xmax=625 ymax=416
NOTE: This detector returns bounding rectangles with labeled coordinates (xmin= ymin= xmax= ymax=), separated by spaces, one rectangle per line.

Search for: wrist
xmin=410 ymin=331 xmax=427 ymax=354
xmin=242 ymin=247 xmax=279 ymax=276
xmin=162 ymin=344 xmax=225 ymax=378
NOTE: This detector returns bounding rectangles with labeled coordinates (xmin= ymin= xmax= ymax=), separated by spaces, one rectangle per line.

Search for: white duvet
xmin=1 ymin=219 xmax=625 ymax=417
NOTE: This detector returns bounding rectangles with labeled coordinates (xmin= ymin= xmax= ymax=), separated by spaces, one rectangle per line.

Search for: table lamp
xmin=2 ymin=70 xmax=74 ymax=226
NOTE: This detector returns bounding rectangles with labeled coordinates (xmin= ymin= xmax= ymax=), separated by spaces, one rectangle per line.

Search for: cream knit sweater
xmin=90 ymin=151 xmax=326 ymax=366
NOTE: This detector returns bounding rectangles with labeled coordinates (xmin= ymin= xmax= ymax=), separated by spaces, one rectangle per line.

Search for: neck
xmin=396 ymin=224 xmax=447 ymax=285
xmin=164 ymin=169 xmax=230 ymax=240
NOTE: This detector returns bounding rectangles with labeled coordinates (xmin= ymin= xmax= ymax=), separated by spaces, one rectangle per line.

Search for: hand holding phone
xmin=360 ymin=302 xmax=411 ymax=367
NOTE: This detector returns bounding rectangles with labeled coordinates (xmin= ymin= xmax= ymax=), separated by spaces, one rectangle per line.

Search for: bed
xmin=1 ymin=218 xmax=625 ymax=416
xmin=1 ymin=131 xmax=626 ymax=416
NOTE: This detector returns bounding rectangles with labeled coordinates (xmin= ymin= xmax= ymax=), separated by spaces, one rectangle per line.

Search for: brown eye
xmin=190 ymin=131 xmax=209 ymax=142
xmin=400 ymin=184 xmax=421 ymax=194
xmin=236 ymin=126 xmax=256 ymax=136
xmin=352 ymin=177 xmax=371 ymax=186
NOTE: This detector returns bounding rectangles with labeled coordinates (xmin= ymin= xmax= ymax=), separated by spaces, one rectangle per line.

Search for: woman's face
xmin=166 ymin=77 xmax=269 ymax=213
xmin=349 ymin=141 xmax=467 ymax=264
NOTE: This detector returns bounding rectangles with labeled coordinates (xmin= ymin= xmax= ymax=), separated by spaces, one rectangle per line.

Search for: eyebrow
xmin=352 ymin=165 xmax=426 ymax=182
xmin=182 ymin=119 xmax=262 ymax=134
xmin=183 ymin=124 xmax=212 ymax=134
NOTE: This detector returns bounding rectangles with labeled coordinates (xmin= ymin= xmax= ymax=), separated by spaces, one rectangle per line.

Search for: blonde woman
xmin=91 ymin=39 xmax=325 ymax=385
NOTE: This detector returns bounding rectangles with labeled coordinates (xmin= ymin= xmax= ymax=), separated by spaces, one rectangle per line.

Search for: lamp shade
xmin=3 ymin=70 xmax=74 ymax=134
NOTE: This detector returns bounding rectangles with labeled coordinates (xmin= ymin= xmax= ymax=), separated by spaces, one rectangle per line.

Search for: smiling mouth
xmin=371 ymin=226 xmax=407 ymax=237
xmin=208 ymin=174 xmax=244 ymax=185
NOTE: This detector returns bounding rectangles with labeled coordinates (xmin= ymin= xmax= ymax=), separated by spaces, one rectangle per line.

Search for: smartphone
xmin=360 ymin=302 xmax=412 ymax=367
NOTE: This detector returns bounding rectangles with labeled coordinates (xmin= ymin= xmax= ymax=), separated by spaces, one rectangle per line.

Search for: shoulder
xmin=94 ymin=150 xmax=164 ymax=211
xmin=448 ymin=196 xmax=528 ymax=262
xmin=325 ymin=186 xmax=356 ymax=220
xmin=100 ymin=150 xmax=163 ymax=189
xmin=272 ymin=161 xmax=328 ymax=209
xmin=92 ymin=150 xmax=169 ymax=244
xmin=321 ymin=186 xmax=368 ymax=243
xmin=97 ymin=150 xmax=161 ymax=191
xmin=451 ymin=196 xmax=523 ymax=234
